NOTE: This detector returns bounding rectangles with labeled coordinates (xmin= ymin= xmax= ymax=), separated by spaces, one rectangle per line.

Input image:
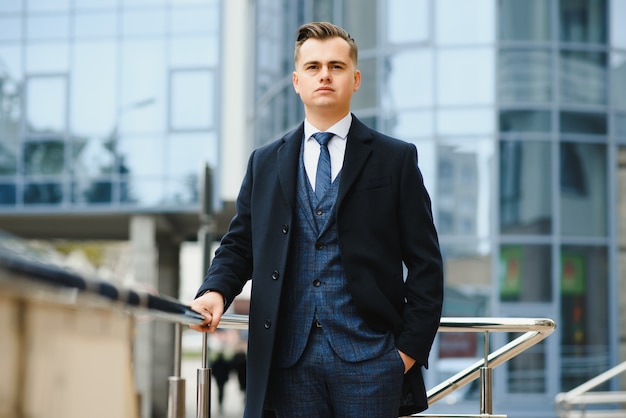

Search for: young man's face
xmin=293 ymin=37 xmax=361 ymax=118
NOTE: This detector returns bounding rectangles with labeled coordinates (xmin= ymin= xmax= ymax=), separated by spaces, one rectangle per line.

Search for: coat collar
xmin=276 ymin=114 xmax=373 ymax=211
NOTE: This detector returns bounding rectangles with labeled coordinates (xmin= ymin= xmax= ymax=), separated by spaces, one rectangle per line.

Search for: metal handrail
xmin=208 ymin=315 xmax=556 ymax=418
xmin=554 ymin=360 xmax=626 ymax=417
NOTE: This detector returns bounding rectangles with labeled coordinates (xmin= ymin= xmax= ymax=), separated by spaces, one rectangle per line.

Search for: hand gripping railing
xmin=183 ymin=315 xmax=556 ymax=418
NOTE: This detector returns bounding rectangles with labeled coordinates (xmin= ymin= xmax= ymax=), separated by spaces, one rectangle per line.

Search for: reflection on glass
xmin=499 ymin=110 xmax=551 ymax=133
xmin=438 ymin=49 xmax=494 ymax=105
xmin=499 ymin=49 xmax=552 ymax=103
xmin=0 ymin=184 xmax=16 ymax=205
xmin=499 ymin=0 xmax=551 ymax=41
xmin=436 ymin=0 xmax=494 ymax=45
xmin=611 ymin=53 xmax=626 ymax=110
xmin=560 ymin=142 xmax=607 ymax=236
xmin=170 ymin=69 xmax=214 ymax=131
xmin=27 ymin=15 xmax=69 ymax=40
xmin=71 ymin=41 xmax=117 ymax=136
xmin=118 ymin=136 xmax=165 ymax=177
xmin=120 ymin=178 xmax=163 ymax=206
xmin=351 ymin=57 xmax=377 ymax=110
xmin=0 ymin=142 xmax=17 ymax=175
xmin=72 ymin=137 xmax=116 ymax=177
xmin=163 ymin=177 xmax=200 ymax=205
xmin=560 ymin=245 xmax=609 ymax=390
xmin=507 ymin=334 xmax=546 ymax=393
xmin=166 ymin=132 xmax=217 ymax=178
xmin=72 ymin=178 xmax=115 ymax=205
xmin=24 ymin=182 xmax=63 ymax=204
xmin=26 ymin=76 xmax=67 ymax=134
xmin=343 ymin=0 xmax=377 ymax=49
xmin=500 ymin=141 xmax=552 ymax=234
xmin=560 ymin=51 xmax=607 ymax=105
xmin=611 ymin=0 xmax=626 ymax=48
xmin=0 ymin=17 xmax=21 ymax=42
xmin=560 ymin=111 xmax=607 ymax=134
xmin=437 ymin=140 xmax=493 ymax=238
xmin=382 ymin=50 xmax=432 ymax=109
xmin=387 ymin=0 xmax=429 ymax=44
xmin=560 ymin=0 xmax=607 ymax=44
xmin=499 ymin=244 xmax=551 ymax=302
xmin=23 ymin=140 xmax=65 ymax=175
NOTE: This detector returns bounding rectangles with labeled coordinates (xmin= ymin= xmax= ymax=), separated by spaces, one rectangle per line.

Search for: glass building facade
xmin=252 ymin=0 xmax=626 ymax=414
xmin=0 ymin=0 xmax=221 ymax=210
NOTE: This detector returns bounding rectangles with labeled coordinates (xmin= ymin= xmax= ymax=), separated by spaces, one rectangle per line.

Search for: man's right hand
xmin=188 ymin=291 xmax=225 ymax=333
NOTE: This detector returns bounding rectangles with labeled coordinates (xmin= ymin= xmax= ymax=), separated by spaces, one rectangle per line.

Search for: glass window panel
xmin=0 ymin=45 xmax=23 ymax=78
xmin=122 ymin=9 xmax=166 ymax=37
xmin=500 ymin=141 xmax=552 ymax=234
xmin=387 ymin=0 xmax=429 ymax=44
xmin=163 ymin=177 xmax=200 ymax=205
xmin=560 ymin=111 xmax=607 ymax=134
xmin=499 ymin=110 xmax=552 ymax=133
xmin=167 ymin=132 xmax=217 ymax=178
xmin=351 ymin=57 xmax=377 ymax=111
xmin=560 ymin=0 xmax=607 ymax=44
xmin=71 ymin=41 xmax=117 ymax=137
xmin=169 ymin=6 xmax=218 ymax=35
xmin=24 ymin=182 xmax=63 ymax=204
xmin=75 ymin=0 xmax=118 ymax=10
xmin=507 ymin=334 xmax=547 ymax=393
xmin=118 ymin=136 xmax=165 ymax=177
xmin=120 ymin=40 xmax=165 ymax=133
xmin=560 ymin=245 xmax=609 ymax=390
xmin=27 ymin=15 xmax=70 ymax=41
xmin=611 ymin=0 xmax=626 ymax=48
xmin=437 ymin=138 xmax=493 ymax=238
xmin=617 ymin=112 xmax=626 ymax=138
xmin=436 ymin=0 xmax=495 ymax=45
xmin=26 ymin=43 xmax=70 ymax=73
xmin=26 ymin=76 xmax=67 ymax=134
xmin=27 ymin=0 xmax=70 ymax=12
xmin=74 ymin=12 xmax=118 ymax=38
xmin=0 ymin=1 xmax=23 ymax=13
xmin=0 ymin=184 xmax=17 ymax=205
xmin=611 ymin=53 xmax=626 ymax=110
xmin=343 ymin=0 xmax=377 ymax=50
xmin=382 ymin=49 xmax=432 ymax=109
xmin=23 ymin=140 xmax=65 ymax=175
xmin=499 ymin=245 xmax=551 ymax=302
xmin=72 ymin=137 xmax=116 ymax=178
xmin=499 ymin=0 xmax=551 ymax=41
xmin=123 ymin=0 xmax=165 ymax=6
xmin=438 ymin=49 xmax=494 ymax=105
xmin=560 ymin=51 xmax=607 ymax=105
xmin=120 ymin=178 xmax=164 ymax=206
xmin=0 ymin=136 xmax=19 ymax=175
xmin=312 ymin=0 xmax=333 ymax=21
xmin=170 ymin=69 xmax=214 ymax=131
xmin=437 ymin=109 xmax=494 ymax=136
xmin=384 ymin=110 xmax=433 ymax=139
xmin=169 ymin=37 xmax=218 ymax=67
xmin=499 ymin=49 xmax=552 ymax=103
xmin=72 ymin=178 xmax=115 ymax=205
xmin=0 ymin=17 xmax=21 ymax=42
xmin=560 ymin=142 xmax=607 ymax=237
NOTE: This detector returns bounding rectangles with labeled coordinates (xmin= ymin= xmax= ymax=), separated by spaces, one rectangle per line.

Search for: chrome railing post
xmin=196 ymin=331 xmax=211 ymax=418
xmin=479 ymin=330 xmax=493 ymax=415
xmin=167 ymin=323 xmax=185 ymax=418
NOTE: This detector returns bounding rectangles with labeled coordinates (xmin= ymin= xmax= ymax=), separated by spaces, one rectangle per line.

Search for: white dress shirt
xmin=303 ymin=113 xmax=351 ymax=192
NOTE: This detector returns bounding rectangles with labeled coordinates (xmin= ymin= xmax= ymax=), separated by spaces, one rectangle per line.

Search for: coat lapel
xmin=277 ymin=123 xmax=305 ymax=210
xmin=337 ymin=115 xmax=373 ymax=209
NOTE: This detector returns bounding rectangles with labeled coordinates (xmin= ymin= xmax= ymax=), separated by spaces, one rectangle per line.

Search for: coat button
xmin=271 ymin=270 xmax=279 ymax=280
xmin=264 ymin=319 xmax=272 ymax=329
xmin=315 ymin=242 xmax=323 ymax=250
xmin=281 ymin=224 xmax=289 ymax=234
xmin=312 ymin=279 xmax=321 ymax=287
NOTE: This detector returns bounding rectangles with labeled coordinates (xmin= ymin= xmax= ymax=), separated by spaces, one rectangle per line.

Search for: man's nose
xmin=319 ymin=66 xmax=331 ymax=80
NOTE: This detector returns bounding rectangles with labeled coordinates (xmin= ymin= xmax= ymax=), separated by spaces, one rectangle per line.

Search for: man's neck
xmin=305 ymin=109 xmax=350 ymax=131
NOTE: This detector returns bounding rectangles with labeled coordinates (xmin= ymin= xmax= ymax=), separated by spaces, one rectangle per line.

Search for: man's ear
xmin=292 ymin=71 xmax=300 ymax=94
xmin=353 ymin=69 xmax=361 ymax=92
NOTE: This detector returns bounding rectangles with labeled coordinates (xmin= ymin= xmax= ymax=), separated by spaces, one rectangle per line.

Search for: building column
xmin=130 ymin=215 xmax=181 ymax=418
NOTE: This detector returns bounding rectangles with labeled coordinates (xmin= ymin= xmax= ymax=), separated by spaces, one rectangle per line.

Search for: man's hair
xmin=294 ymin=22 xmax=358 ymax=67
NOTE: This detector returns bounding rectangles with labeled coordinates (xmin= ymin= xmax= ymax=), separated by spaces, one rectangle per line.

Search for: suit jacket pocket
xmin=356 ymin=175 xmax=391 ymax=191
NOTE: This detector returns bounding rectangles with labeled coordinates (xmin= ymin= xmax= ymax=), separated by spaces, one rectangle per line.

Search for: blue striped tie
xmin=313 ymin=132 xmax=333 ymax=200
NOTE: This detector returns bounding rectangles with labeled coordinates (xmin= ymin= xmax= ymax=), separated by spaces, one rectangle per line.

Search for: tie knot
xmin=313 ymin=132 xmax=333 ymax=147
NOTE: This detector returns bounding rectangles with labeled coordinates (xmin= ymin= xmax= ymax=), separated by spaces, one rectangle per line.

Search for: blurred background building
xmin=0 ymin=0 xmax=625 ymax=417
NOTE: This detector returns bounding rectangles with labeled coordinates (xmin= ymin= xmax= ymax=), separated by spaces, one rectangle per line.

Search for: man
xmin=190 ymin=21 xmax=443 ymax=418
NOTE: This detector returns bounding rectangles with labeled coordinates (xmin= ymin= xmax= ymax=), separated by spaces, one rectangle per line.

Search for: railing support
xmin=167 ymin=323 xmax=185 ymax=418
xmin=196 ymin=331 xmax=211 ymax=418
xmin=479 ymin=330 xmax=493 ymax=415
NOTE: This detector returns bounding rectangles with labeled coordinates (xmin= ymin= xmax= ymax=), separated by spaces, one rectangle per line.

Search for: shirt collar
xmin=304 ymin=113 xmax=352 ymax=142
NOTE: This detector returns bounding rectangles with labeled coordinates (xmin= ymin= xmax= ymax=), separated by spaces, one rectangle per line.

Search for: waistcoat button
xmin=312 ymin=279 xmax=321 ymax=287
